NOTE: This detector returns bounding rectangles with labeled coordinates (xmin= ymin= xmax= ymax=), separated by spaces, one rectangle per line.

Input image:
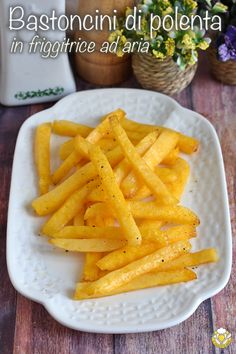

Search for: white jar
xmin=0 ymin=0 xmax=76 ymax=106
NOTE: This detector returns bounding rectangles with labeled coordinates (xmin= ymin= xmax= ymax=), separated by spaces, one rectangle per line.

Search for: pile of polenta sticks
xmin=32 ymin=109 xmax=218 ymax=299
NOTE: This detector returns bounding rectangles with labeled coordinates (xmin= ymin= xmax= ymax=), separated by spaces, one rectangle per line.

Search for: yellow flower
xmin=144 ymin=34 xmax=151 ymax=41
xmin=197 ymin=40 xmax=209 ymax=50
xmin=117 ymin=48 xmax=124 ymax=57
xmin=184 ymin=0 xmax=197 ymax=10
xmin=141 ymin=17 xmax=148 ymax=31
xmin=189 ymin=55 xmax=197 ymax=65
xmin=125 ymin=7 xmax=133 ymax=17
xmin=162 ymin=0 xmax=171 ymax=5
xmin=108 ymin=30 xmax=126 ymax=58
xmin=187 ymin=30 xmax=196 ymax=39
xmin=120 ymin=35 xmax=127 ymax=45
xmin=165 ymin=38 xmax=175 ymax=56
xmin=184 ymin=50 xmax=198 ymax=65
xmin=152 ymin=50 xmax=166 ymax=60
xmin=214 ymin=3 xmax=228 ymax=13
xmin=108 ymin=30 xmax=123 ymax=43
xmin=181 ymin=34 xmax=196 ymax=50
xmin=162 ymin=6 xmax=173 ymax=16
xmin=108 ymin=33 xmax=116 ymax=43
xmin=162 ymin=17 xmax=174 ymax=31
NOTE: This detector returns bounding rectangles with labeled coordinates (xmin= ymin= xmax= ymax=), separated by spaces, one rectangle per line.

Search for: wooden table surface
xmin=0 ymin=56 xmax=235 ymax=354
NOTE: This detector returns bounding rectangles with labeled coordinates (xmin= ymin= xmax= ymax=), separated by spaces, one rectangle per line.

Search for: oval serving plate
xmin=7 ymin=89 xmax=232 ymax=333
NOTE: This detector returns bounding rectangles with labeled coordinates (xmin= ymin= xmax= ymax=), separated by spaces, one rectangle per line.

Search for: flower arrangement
xmin=109 ymin=0 xmax=212 ymax=70
xmin=218 ymin=24 xmax=236 ymax=61
xmin=198 ymin=0 xmax=236 ymax=61
xmin=197 ymin=0 xmax=228 ymax=17
xmin=198 ymin=1 xmax=236 ymax=84
xmin=217 ymin=1 xmax=236 ymax=61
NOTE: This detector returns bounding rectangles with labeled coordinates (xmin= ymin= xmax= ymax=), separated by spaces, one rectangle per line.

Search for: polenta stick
xmin=33 ymin=163 xmax=98 ymax=216
xmin=97 ymin=138 xmax=118 ymax=152
xmin=162 ymin=147 xmax=179 ymax=165
xmin=86 ymin=184 xmax=106 ymax=203
xmin=42 ymin=180 xmax=98 ymax=235
xmin=121 ymin=130 xmax=179 ymax=198
xmin=74 ymin=269 xmax=196 ymax=299
xmin=130 ymin=201 xmax=200 ymax=225
xmin=155 ymin=167 xmax=177 ymax=184
xmin=82 ymin=217 xmax=112 ymax=281
xmin=82 ymin=253 xmax=103 ymax=281
xmin=52 ymin=120 xmax=93 ymax=137
xmin=73 ymin=135 xmax=91 ymax=158
xmin=121 ymin=119 xmax=199 ymax=154
xmin=50 ymin=238 xmax=126 ymax=252
xmin=82 ymin=240 xmax=191 ymax=296
xmin=52 ymin=224 xmax=195 ymax=244
xmin=153 ymin=248 xmax=219 ymax=271
xmin=168 ymin=158 xmax=190 ymax=200
xmin=138 ymin=220 xmax=164 ymax=229
xmin=52 ymin=109 xmax=125 ymax=184
xmin=86 ymin=185 xmax=106 ymax=203
xmin=32 ymin=146 xmax=123 ymax=216
xmin=110 ymin=117 xmax=177 ymax=205
xmin=140 ymin=224 xmax=196 ymax=244
xmin=96 ymin=225 xmax=196 ymax=271
xmin=81 ymin=225 xmax=107 ymax=285
xmin=89 ymin=145 xmax=142 ymax=246
xmin=88 ymin=109 xmax=125 ymax=142
xmin=52 ymin=150 xmax=85 ymax=184
xmin=35 ymin=123 xmax=52 ymax=195
xmin=73 ymin=210 xmax=85 ymax=226
xmin=59 ymin=139 xmax=75 ymax=160
xmin=97 ymin=242 xmax=160 ymax=271
xmin=84 ymin=201 xmax=200 ymax=226
xmin=52 ymin=226 xmax=123 ymax=239
xmin=85 ymin=210 xmax=115 ymax=228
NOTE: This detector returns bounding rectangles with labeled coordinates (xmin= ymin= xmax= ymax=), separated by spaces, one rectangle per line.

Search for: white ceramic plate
xmin=7 ymin=89 xmax=232 ymax=333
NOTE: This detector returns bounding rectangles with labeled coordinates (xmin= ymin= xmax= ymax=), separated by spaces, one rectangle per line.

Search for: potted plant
xmin=109 ymin=0 xmax=211 ymax=95
xmin=200 ymin=0 xmax=236 ymax=84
